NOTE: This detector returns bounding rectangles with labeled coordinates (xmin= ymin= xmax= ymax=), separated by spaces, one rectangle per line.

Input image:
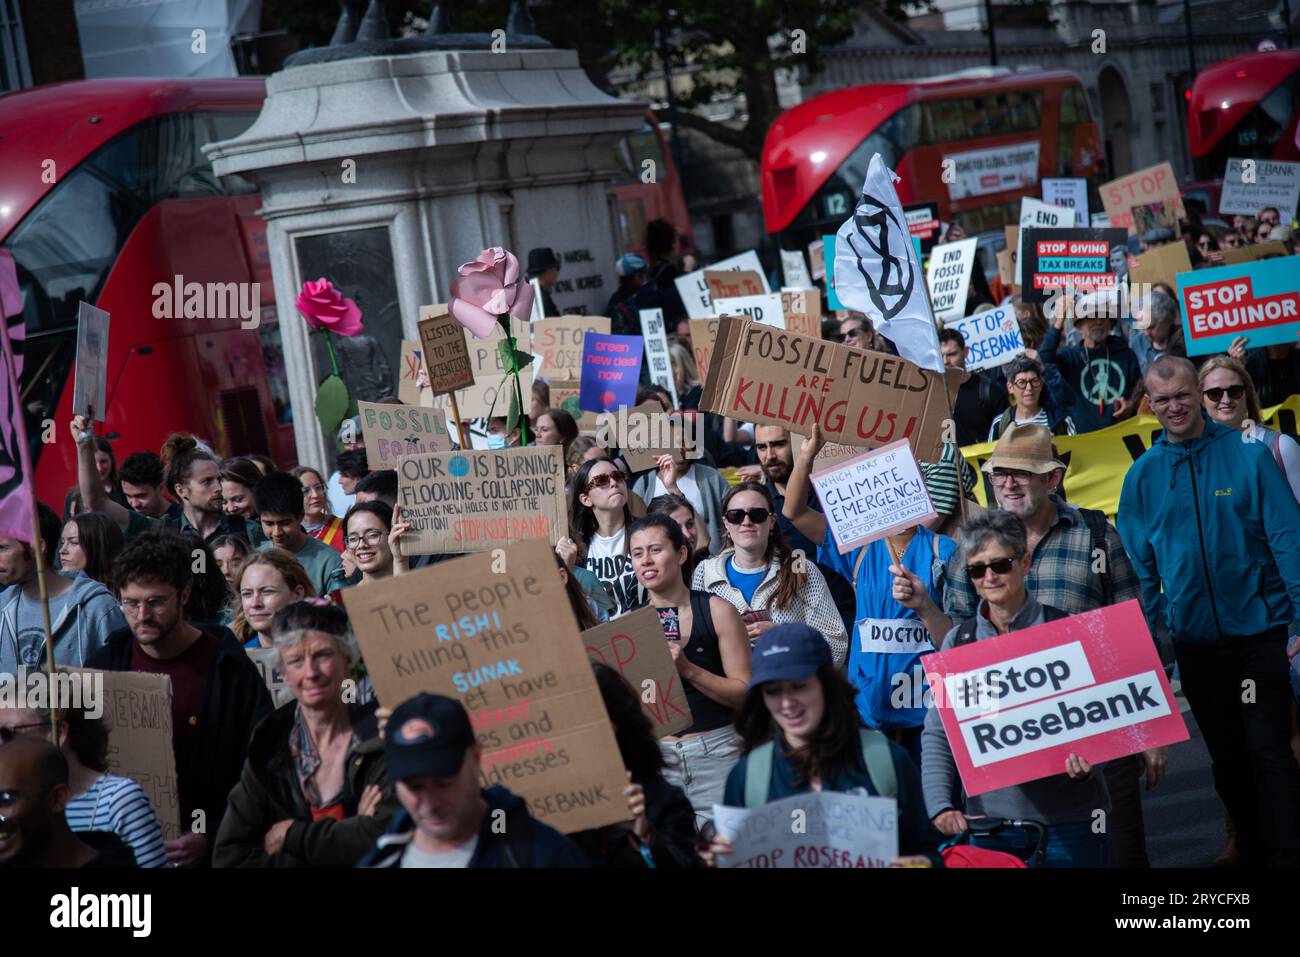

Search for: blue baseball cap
xmin=615 ymin=253 xmax=647 ymax=278
xmin=749 ymin=623 xmax=832 ymax=687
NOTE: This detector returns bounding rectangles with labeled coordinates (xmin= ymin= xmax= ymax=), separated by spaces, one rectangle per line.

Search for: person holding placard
xmin=571 ymin=664 xmax=702 ymax=868
xmin=214 ymin=600 xmax=396 ymax=868
xmin=340 ymin=501 xmax=403 ymax=587
xmin=986 ymin=354 xmax=1076 ymax=442
xmin=1199 ymin=356 xmax=1300 ymax=502
xmin=923 ymin=511 xmax=1111 ymax=868
xmin=632 ymin=434 xmax=731 ymax=557
xmin=570 ymin=458 xmax=642 ymax=619
xmin=703 ymin=624 xmax=942 ymax=868
xmin=1039 ymin=290 xmax=1142 ymax=432
xmin=628 ymin=514 xmax=751 ymax=824
xmin=692 ymin=483 xmax=848 ymax=667
xmin=783 ymin=423 xmax=957 ymax=759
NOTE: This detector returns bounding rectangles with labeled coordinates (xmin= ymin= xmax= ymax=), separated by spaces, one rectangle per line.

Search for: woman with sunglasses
xmin=570 ymin=458 xmax=642 ymax=618
xmin=1199 ymin=356 xmax=1300 ymax=501
xmin=1195 ymin=232 xmax=1220 ymax=263
xmin=922 ymin=510 xmax=1110 ymax=868
xmin=628 ymin=513 xmax=750 ymax=824
xmin=987 ymin=353 xmax=1076 ymax=442
xmin=291 ymin=466 xmax=346 ymax=554
xmin=784 ymin=422 xmax=958 ymax=760
xmin=692 ymin=483 xmax=847 ymax=665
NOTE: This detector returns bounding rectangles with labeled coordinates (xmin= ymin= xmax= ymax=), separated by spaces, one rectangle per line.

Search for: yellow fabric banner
xmin=959 ymin=395 xmax=1300 ymax=520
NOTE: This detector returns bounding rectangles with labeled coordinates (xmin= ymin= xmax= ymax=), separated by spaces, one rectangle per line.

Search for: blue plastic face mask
xmin=487 ymin=433 xmax=507 ymax=449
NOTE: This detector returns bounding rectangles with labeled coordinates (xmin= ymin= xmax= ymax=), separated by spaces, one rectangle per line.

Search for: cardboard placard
xmin=396 ymin=445 xmax=567 ymax=555
xmin=921 ymin=601 xmax=1188 ymax=797
xmin=397 ymin=340 xmax=430 ymax=407
xmin=946 ymin=306 xmax=1025 ymax=372
xmin=579 ymin=333 xmax=645 ymax=413
xmin=358 ymin=400 xmax=448 ymax=471
xmin=1130 ymin=199 xmax=1181 ymax=239
xmin=780 ymin=249 xmax=812 ymax=289
xmin=1218 ymin=240 xmax=1290 ymax=265
xmin=427 ymin=317 xmax=533 ymax=420
xmin=1042 ymin=178 xmax=1089 ymax=227
xmin=1176 ymin=255 xmax=1300 ymax=355
xmin=1100 ymin=161 xmax=1185 ymax=234
xmin=1128 ymin=242 xmax=1192 ymax=290
xmin=1019 ymin=228 xmax=1128 ymax=304
xmin=699 ymin=316 xmax=958 ymax=461
xmin=534 ymin=315 xmax=611 ymax=380
xmin=675 ymin=250 xmax=768 ymax=319
xmin=808 ymin=239 xmax=826 ymax=282
xmin=639 ymin=308 xmax=680 ymax=408
xmin=1219 ymin=158 xmax=1300 ymax=219
xmin=582 ymin=607 xmax=693 ymax=737
xmin=904 ymin=202 xmax=942 ymax=255
xmin=246 ymin=647 xmax=293 ymax=707
xmin=996 ymin=248 xmax=1015 ymax=288
xmin=689 ymin=317 xmax=720 ymax=382
xmin=705 ymin=269 xmax=766 ymax=302
xmin=712 ymin=293 xmax=786 ymax=328
xmin=67 ymin=668 xmax=181 ymax=841
xmin=1016 ymin=198 xmax=1073 ymax=287
xmin=603 ymin=404 xmax=690 ymax=471
xmin=713 ymin=792 xmax=898 ymax=868
xmin=925 ymin=238 xmax=979 ymax=322
xmin=74 ymin=302 xmax=110 ymax=420
xmin=417 ymin=304 xmax=475 ymax=396
xmin=341 ymin=539 xmax=629 ymax=833
xmin=810 ymin=439 xmax=937 ymax=554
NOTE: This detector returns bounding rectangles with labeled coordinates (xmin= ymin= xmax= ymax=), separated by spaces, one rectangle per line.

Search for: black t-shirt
xmin=656 ymin=591 xmax=733 ymax=734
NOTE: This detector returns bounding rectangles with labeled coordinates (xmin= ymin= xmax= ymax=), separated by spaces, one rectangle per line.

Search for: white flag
xmin=833 ymin=154 xmax=943 ymax=372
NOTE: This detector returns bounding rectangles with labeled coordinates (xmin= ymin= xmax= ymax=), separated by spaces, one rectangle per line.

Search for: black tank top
xmin=656 ymin=590 xmax=733 ymax=734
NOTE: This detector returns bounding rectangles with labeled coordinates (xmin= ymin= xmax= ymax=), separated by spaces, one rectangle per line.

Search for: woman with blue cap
xmin=704 ymin=623 xmax=943 ymax=867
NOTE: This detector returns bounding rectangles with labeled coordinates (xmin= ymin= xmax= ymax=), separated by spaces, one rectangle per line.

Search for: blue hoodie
xmin=0 ymin=571 xmax=127 ymax=673
xmin=1118 ymin=414 xmax=1300 ymax=644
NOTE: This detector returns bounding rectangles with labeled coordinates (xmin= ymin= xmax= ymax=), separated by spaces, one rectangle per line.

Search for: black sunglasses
xmin=966 ymin=555 xmax=1021 ymax=579
xmin=724 ymin=507 xmax=771 ymax=525
xmin=1203 ymin=385 xmax=1245 ymax=402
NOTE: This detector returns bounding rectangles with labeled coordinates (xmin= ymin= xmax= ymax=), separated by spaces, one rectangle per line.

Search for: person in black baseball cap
xmin=526 ymin=247 xmax=561 ymax=318
xmin=359 ymin=693 xmax=586 ymax=868
xmin=698 ymin=624 xmax=943 ymax=867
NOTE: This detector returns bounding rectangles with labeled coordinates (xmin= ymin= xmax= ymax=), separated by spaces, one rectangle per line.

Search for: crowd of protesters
xmin=1 ymin=209 xmax=1299 ymax=872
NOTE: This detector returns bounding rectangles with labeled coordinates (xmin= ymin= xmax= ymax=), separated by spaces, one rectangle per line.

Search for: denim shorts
xmin=659 ymin=724 xmax=743 ymax=827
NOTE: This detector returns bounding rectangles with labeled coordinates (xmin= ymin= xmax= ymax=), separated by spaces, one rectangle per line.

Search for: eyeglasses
xmin=1203 ymin=385 xmax=1245 ymax=402
xmin=990 ymin=468 xmax=1035 ymax=485
xmin=0 ymin=722 xmax=50 ymax=743
xmin=121 ymin=595 xmax=176 ymax=616
xmin=586 ymin=472 xmax=627 ymax=492
xmin=1010 ymin=377 xmax=1042 ymax=391
xmin=966 ymin=556 xmax=1021 ymax=579
xmin=345 ymin=530 xmax=387 ymax=548
xmin=723 ymin=507 xmax=771 ymax=525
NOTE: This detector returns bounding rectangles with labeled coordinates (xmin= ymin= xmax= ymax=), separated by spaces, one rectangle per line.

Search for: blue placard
xmin=1176 ymin=255 xmax=1300 ymax=356
xmin=579 ymin=333 xmax=645 ymax=412
xmin=824 ymin=234 xmax=845 ymax=311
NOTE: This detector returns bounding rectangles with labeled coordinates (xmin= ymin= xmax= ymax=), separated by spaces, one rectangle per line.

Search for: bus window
xmin=612 ymin=122 xmax=667 ymax=185
xmin=1056 ymin=85 xmax=1094 ymax=175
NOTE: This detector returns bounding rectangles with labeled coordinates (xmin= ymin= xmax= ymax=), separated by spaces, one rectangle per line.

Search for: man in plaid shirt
xmin=910 ymin=425 xmax=1168 ymax=867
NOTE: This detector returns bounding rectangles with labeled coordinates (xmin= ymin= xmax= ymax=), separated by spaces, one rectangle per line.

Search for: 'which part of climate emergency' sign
xmin=1176 ymin=256 xmax=1300 ymax=356
xmin=810 ymin=439 xmax=937 ymax=554
xmin=921 ymin=600 xmax=1188 ymax=797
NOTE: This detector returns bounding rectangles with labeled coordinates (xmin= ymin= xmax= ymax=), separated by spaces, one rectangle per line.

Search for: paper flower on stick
xmin=449 ymin=247 xmax=534 ymax=338
xmin=447 ymin=247 xmax=535 ymax=444
xmin=296 ymin=278 xmax=365 ymax=437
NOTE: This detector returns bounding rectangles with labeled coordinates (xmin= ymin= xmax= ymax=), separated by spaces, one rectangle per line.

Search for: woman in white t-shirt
xmin=568 ymin=458 xmax=642 ymax=619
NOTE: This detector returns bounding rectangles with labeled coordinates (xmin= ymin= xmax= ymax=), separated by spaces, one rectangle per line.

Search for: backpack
xmin=1075 ymin=507 xmax=1113 ymax=606
xmin=952 ymin=604 xmax=1069 ymax=647
xmin=742 ymin=729 xmax=897 ymax=807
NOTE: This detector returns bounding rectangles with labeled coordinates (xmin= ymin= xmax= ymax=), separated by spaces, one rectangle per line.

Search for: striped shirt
xmin=65 ymin=774 xmax=167 ymax=868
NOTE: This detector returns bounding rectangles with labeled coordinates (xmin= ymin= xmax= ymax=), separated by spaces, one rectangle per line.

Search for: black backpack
xmin=953 ymin=604 xmax=1069 ymax=647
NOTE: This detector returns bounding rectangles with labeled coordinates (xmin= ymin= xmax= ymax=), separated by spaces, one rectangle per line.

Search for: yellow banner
xmin=959 ymin=395 xmax=1300 ymax=520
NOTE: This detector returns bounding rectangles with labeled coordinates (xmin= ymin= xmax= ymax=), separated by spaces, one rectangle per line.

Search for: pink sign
xmin=921 ymin=600 xmax=1187 ymax=797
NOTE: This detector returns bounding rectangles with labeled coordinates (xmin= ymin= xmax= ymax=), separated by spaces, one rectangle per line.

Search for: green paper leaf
xmin=561 ymin=396 xmax=583 ymax=419
xmin=497 ymin=339 xmax=517 ymax=374
xmin=507 ymin=384 xmax=521 ymax=436
xmin=314 ymin=374 xmax=350 ymax=435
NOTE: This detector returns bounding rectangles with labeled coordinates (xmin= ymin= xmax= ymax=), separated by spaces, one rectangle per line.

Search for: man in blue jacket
xmin=360 ymin=693 xmax=587 ymax=868
xmin=1118 ymin=355 xmax=1300 ymax=866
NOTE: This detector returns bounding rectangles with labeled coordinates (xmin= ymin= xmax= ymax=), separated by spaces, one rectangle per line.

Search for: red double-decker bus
xmin=2 ymin=79 xmax=693 ymax=507
xmin=761 ymin=69 xmax=1104 ymax=255
xmin=1187 ymin=49 xmax=1300 ymax=183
